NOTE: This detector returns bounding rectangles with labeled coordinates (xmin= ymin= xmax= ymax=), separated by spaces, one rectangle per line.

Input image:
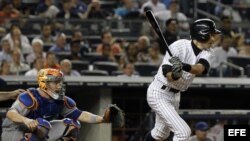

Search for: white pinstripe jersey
xmin=154 ymin=39 xmax=213 ymax=91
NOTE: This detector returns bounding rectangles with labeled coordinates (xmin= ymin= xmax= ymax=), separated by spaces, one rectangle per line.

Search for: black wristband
xmin=182 ymin=63 xmax=191 ymax=72
xmin=162 ymin=64 xmax=172 ymax=76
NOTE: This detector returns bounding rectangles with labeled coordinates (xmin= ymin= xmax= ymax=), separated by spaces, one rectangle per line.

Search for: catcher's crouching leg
xmin=47 ymin=119 xmax=80 ymax=141
xmin=20 ymin=118 xmax=51 ymax=141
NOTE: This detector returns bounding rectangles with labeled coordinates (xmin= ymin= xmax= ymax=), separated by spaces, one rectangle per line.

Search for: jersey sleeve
xmin=61 ymin=96 xmax=82 ymax=120
xmin=9 ymin=90 xmax=39 ymax=116
xmin=9 ymin=99 xmax=30 ymax=116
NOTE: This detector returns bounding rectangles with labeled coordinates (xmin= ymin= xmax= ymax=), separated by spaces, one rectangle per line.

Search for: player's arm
xmin=77 ymin=111 xmax=104 ymax=124
xmin=0 ymin=89 xmax=25 ymax=101
xmin=182 ymin=58 xmax=210 ymax=75
xmin=166 ymin=72 xmax=178 ymax=81
xmin=162 ymin=58 xmax=183 ymax=81
xmin=62 ymin=96 xmax=105 ymax=123
xmin=6 ymin=93 xmax=38 ymax=131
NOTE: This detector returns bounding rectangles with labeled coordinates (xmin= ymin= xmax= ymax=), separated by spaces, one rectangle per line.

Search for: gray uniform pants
xmin=1 ymin=120 xmax=68 ymax=141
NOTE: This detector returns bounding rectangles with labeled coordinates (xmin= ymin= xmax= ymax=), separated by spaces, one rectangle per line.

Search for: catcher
xmin=1 ymin=68 xmax=124 ymax=141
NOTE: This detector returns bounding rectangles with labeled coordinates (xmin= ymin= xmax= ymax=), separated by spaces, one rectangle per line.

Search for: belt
xmin=161 ymin=85 xmax=180 ymax=93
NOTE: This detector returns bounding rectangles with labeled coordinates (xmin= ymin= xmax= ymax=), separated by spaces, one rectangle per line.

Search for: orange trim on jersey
xmin=27 ymin=90 xmax=38 ymax=110
xmin=18 ymin=90 xmax=39 ymax=110
xmin=63 ymin=97 xmax=75 ymax=109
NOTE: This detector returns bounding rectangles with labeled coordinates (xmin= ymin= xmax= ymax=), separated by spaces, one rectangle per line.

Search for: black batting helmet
xmin=190 ymin=19 xmax=221 ymax=42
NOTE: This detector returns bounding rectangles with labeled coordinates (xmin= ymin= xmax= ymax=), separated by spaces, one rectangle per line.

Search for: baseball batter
xmin=1 ymin=68 xmax=110 ymax=141
xmin=144 ymin=19 xmax=221 ymax=141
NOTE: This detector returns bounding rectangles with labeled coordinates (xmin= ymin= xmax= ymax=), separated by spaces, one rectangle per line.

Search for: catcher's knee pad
xmin=19 ymin=118 xmax=51 ymax=141
xmin=61 ymin=118 xmax=81 ymax=140
xmin=35 ymin=118 xmax=51 ymax=139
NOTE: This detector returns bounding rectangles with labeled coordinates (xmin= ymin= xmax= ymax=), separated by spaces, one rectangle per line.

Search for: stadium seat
xmin=82 ymin=52 xmax=102 ymax=63
xmin=111 ymin=70 xmax=123 ymax=76
xmin=55 ymin=52 xmax=71 ymax=62
xmin=246 ymin=65 xmax=250 ymax=78
xmin=80 ymin=70 xmax=109 ymax=76
xmin=134 ymin=63 xmax=158 ymax=76
xmin=0 ymin=78 xmax=6 ymax=89
xmin=71 ymin=60 xmax=89 ymax=72
xmin=43 ymin=45 xmax=52 ymax=52
xmin=227 ymin=56 xmax=250 ymax=77
xmin=93 ymin=61 xmax=119 ymax=75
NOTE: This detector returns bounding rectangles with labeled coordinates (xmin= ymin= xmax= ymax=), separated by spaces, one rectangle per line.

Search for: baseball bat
xmin=145 ymin=10 xmax=173 ymax=57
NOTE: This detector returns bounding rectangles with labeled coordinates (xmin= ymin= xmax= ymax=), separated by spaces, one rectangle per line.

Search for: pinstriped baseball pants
xmin=147 ymin=80 xmax=191 ymax=141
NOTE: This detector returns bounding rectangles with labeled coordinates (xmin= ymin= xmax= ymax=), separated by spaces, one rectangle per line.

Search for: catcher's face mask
xmin=38 ymin=68 xmax=65 ymax=100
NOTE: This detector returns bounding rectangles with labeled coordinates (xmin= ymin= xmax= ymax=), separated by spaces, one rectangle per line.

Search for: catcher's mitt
xmin=103 ymin=104 xmax=125 ymax=128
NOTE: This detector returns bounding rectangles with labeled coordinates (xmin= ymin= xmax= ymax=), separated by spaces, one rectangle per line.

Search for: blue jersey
xmin=26 ymin=88 xmax=64 ymax=120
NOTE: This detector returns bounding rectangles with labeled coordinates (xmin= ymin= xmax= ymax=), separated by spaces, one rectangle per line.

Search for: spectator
xmin=136 ymin=35 xmax=150 ymax=63
xmin=207 ymin=120 xmax=227 ymax=141
xmin=210 ymin=35 xmax=238 ymax=77
xmin=148 ymin=41 xmax=164 ymax=66
xmin=120 ymin=43 xmax=138 ymax=64
xmin=219 ymin=16 xmax=244 ymax=49
xmin=71 ymin=30 xmax=90 ymax=54
xmin=0 ymin=60 xmax=12 ymax=75
xmin=9 ymin=48 xmax=30 ymax=75
xmin=49 ymin=33 xmax=70 ymax=53
xmin=71 ymin=0 xmax=88 ymax=19
xmin=36 ymin=0 xmax=60 ymax=18
xmin=239 ymin=40 xmax=250 ymax=57
xmin=101 ymin=43 xmax=116 ymax=62
xmin=96 ymin=31 xmax=122 ymax=56
xmin=92 ymin=43 xmax=116 ymax=62
xmin=69 ymin=40 xmax=84 ymax=60
xmin=35 ymin=23 xmax=56 ymax=46
xmin=189 ymin=121 xmax=212 ymax=141
xmin=0 ymin=0 xmax=21 ymax=25
xmin=60 ymin=59 xmax=81 ymax=76
xmin=158 ymin=18 xmax=179 ymax=54
xmin=118 ymin=63 xmax=139 ymax=77
xmin=0 ymin=39 xmax=12 ymax=63
xmin=114 ymin=0 xmax=140 ymax=19
xmin=56 ymin=0 xmax=80 ymax=29
xmin=221 ymin=7 xmax=242 ymax=22
xmin=56 ymin=0 xmax=80 ymax=19
xmin=140 ymin=0 xmax=166 ymax=14
xmin=140 ymin=6 xmax=158 ymax=39
xmin=161 ymin=0 xmax=172 ymax=7
xmin=3 ymin=24 xmax=32 ymax=55
xmin=24 ymin=57 xmax=44 ymax=76
xmin=26 ymin=38 xmax=46 ymax=65
xmin=11 ymin=0 xmax=29 ymax=17
xmin=44 ymin=51 xmax=60 ymax=69
xmin=82 ymin=0 xmax=110 ymax=19
xmin=155 ymin=0 xmax=189 ymax=31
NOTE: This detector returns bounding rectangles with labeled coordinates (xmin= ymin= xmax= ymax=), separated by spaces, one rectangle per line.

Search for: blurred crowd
xmin=0 ymin=0 xmax=250 ymax=77
xmin=188 ymin=120 xmax=227 ymax=141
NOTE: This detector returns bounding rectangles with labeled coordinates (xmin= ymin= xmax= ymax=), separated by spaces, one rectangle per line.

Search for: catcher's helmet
xmin=38 ymin=68 xmax=65 ymax=100
xmin=190 ymin=19 xmax=221 ymax=42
